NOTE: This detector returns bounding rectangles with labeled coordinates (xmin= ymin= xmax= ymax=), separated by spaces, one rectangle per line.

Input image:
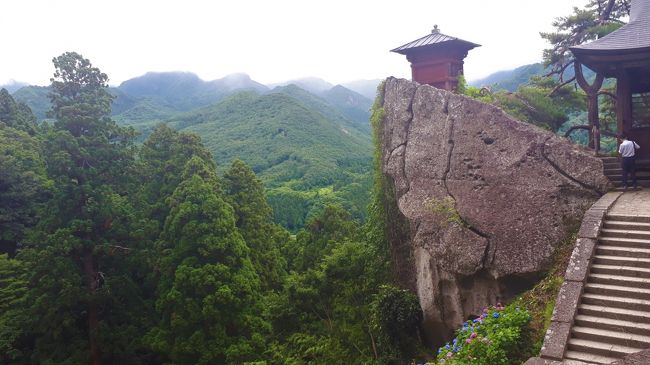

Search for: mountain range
xmin=4 ymin=72 xmax=375 ymax=230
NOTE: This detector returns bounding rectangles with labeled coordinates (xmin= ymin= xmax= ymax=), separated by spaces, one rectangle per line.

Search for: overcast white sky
xmin=1 ymin=0 xmax=587 ymax=87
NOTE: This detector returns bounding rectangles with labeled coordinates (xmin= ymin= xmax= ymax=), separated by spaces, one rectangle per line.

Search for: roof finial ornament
xmin=432 ymin=25 xmax=439 ymax=34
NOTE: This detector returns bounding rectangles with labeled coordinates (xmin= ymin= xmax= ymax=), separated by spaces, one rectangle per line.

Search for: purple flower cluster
xmin=435 ymin=303 xmax=507 ymax=363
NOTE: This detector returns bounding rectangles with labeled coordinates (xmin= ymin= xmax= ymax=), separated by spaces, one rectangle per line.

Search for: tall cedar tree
xmin=138 ymin=124 xmax=215 ymax=228
xmin=223 ymin=159 xmax=288 ymax=291
xmin=17 ymin=52 xmax=151 ymax=365
xmin=148 ymin=156 xmax=267 ymax=364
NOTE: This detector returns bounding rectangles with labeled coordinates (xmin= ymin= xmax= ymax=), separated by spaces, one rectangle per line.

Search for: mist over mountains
xmin=6 ymin=72 xmax=378 ymax=121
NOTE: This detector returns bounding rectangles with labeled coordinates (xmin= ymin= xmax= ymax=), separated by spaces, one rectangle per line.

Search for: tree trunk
xmin=575 ymin=61 xmax=605 ymax=153
xmin=83 ymin=249 xmax=102 ymax=365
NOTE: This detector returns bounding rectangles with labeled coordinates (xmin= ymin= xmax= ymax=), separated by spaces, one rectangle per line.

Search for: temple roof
xmin=571 ymin=0 xmax=650 ymax=53
xmin=391 ymin=27 xmax=480 ymax=55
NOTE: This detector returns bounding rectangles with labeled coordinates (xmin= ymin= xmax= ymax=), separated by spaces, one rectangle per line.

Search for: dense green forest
xmin=0 ymin=52 xmax=422 ymax=365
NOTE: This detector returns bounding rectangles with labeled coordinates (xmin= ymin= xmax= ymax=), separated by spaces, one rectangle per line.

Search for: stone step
xmin=579 ymin=303 xmax=650 ymax=324
xmin=585 ymin=282 xmax=650 ymax=300
xmin=604 ymin=220 xmax=650 ymax=232
xmin=567 ymin=337 xmax=640 ymax=360
xmin=596 ymin=245 xmax=650 ymax=259
xmin=593 ymin=255 xmax=650 ymax=269
xmin=601 ymin=157 xmax=650 ymax=164
xmin=603 ymin=169 xmax=650 ymax=177
xmin=611 ymin=181 xmax=650 ymax=188
xmin=606 ymin=214 xmax=650 ymax=224
xmin=574 ymin=314 xmax=650 ymax=336
xmin=589 ymin=273 xmax=650 ymax=289
xmin=572 ymin=325 xmax=650 ymax=349
xmin=599 ymin=236 xmax=650 ymax=248
xmin=590 ymin=263 xmax=650 ymax=278
xmin=564 ymin=349 xmax=620 ymax=364
xmin=601 ymin=157 xmax=620 ymax=163
xmin=601 ymin=228 xmax=650 ymax=240
xmin=582 ymin=292 xmax=650 ymax=311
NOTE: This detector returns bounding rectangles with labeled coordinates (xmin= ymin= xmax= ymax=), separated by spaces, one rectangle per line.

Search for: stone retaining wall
xmin=525 ymin=191 xmax=623 ymax=364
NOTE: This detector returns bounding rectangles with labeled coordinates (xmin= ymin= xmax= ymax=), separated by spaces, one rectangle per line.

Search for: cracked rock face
xmin=379 ymin=78 xmax=610 ymax=344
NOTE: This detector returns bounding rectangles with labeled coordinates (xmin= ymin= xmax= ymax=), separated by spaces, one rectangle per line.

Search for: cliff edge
xmin=377 ymin=77 xmax=610 ymax=344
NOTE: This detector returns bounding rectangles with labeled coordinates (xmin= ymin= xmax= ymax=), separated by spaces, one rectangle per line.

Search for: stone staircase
xmin=602 ymin=157 xmax=650 ymax=188
xmin=564 ymin=213 xmax=650 ymax=364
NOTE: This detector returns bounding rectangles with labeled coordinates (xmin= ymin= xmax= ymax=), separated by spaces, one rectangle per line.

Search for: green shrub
xmin=435 ymin=305 xmax=531 ymax=365
xmin=371 ymin=285 xmax=423 ymax=364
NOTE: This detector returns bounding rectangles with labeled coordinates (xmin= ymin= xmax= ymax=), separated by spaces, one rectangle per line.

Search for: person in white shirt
xmin=618 ymin=133 xmax=641 ymax=189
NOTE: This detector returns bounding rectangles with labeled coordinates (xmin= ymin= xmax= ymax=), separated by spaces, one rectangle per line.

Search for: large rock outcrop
xmin=378 ymin=78 xmax=610 ymax=344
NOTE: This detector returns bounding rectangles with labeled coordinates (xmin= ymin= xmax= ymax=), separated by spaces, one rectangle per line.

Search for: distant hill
xmin=168 ymin=90 xmax=373 ymax=229
xmin=321 ymin=85 xmax=373 ymax=131
xmin=118 ymin=71 xmax=268 ymax=111
xmin=270 ymin=84 xmax=371 ymax=134
xmin=469 ymin=62 xmax=598 ymax=92
xmin=0 ymin=81 xmax=29 ymax=94
xmin=341 ymin=79 xmax=382 ymax=99
xmin=269 ymin=77 xmax=334 ymax=95
xmin=12 ymin=86 xmax=51 ymax=120
xmin=469 ymin=64 xmax=546 ymax=92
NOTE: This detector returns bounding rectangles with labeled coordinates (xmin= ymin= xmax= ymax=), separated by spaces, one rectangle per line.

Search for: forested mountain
xmin=11 ymin=86 xmax=50 ymax=120
xmin=469 ymin=62 xmax=598 ymax=92
xmin=469 ymin=63 xmax=546 ymax=91
xmin=167 ymin=90 xmax=372 ymax=229
xmin=269 ymin=77 xmax=334 ymax=95
xmin=270 ymin=84 xmax=372 ymax=134
xmin=10 ymin=72 xmax=374 ymax=230
xmin=321 ymin=85 xmax=374 ymax=130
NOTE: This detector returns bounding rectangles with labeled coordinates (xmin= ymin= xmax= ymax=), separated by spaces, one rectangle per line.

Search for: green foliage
xmin=138 ymin=123 xmax=215 ymax=227
xmin=462 ymin=76 xmax=585 ymax=132
xmin=436 ymin=305 xmax=531 ymax=365
xmin=149 ymin=156 xmax=266 ymax=364
xmin=0 ymin=254 xmax=28 ymax=363
xmin=541 ymin=0 xmax=630 ymax=74
xmin=224 ymin=159 xmax=288 ymax=291
xmin=371 ymin=285 xmax=423 ymax=364
xmin=424 ymin=197 xmax=464 ymax=226
xmin=267 ymin=205 xmax=386 ymax=365
xmin=48 ymin=52 xmax=114 ymax=132
xmin=0 ymin=118 xmax=50 ymax=254
xmin=8 ymin=51 xmax=157 ymax=365
xmin=0 ymin=89 xmax=38 ymax=135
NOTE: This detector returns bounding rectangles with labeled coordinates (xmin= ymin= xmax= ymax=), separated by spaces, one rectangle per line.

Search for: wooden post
xmin=616 ymin=69 xmax=632 ymax=136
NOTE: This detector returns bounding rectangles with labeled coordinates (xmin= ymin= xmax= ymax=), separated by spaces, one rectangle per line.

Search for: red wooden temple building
xmin=571 ymin=0 xmax=650 ymax=158
xmin=391 ymin=26 xmax=480 ymax=91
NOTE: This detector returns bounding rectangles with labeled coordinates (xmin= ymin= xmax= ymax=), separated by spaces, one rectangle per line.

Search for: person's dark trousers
xmin=621 ymin=156 xmax=637 ymax=188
